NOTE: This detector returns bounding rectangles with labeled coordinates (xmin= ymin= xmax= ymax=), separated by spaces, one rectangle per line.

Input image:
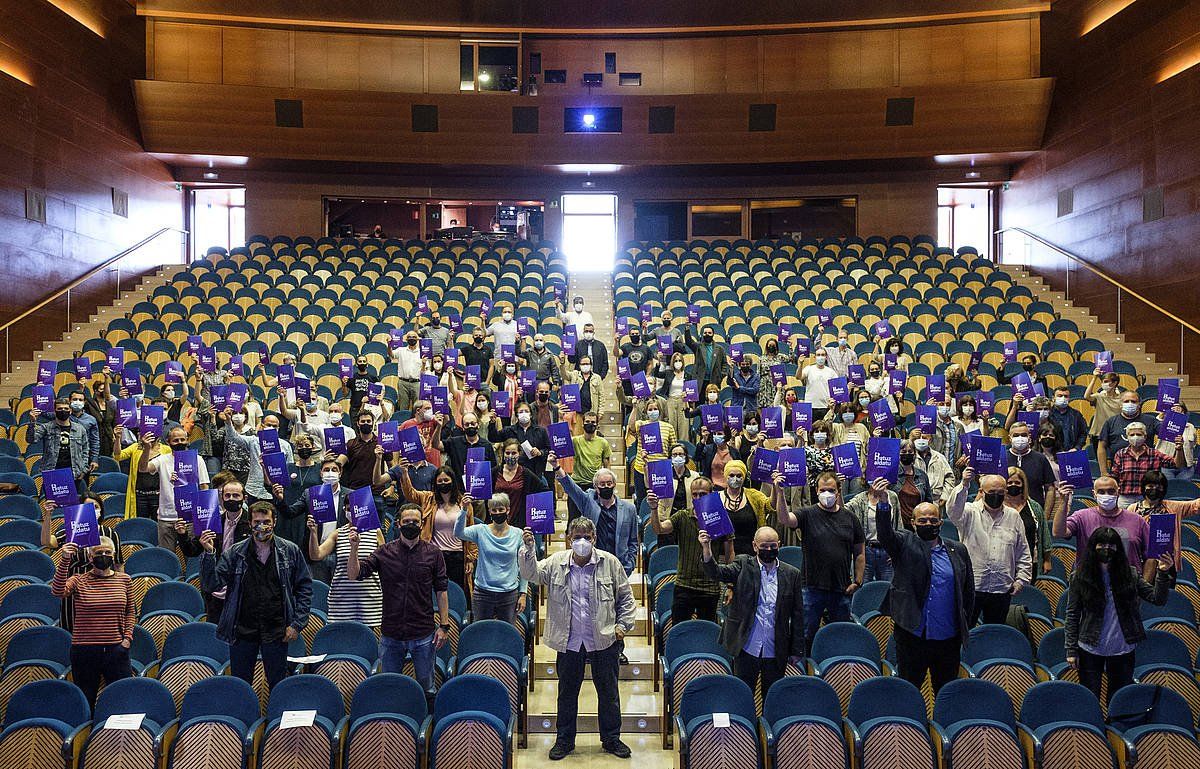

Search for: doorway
xmin=189 ymin=187 xmax=245 ymax=260
xmin=561 ymin=194 xmax=617 ymax=272
xmin=937 ymin=186 xmax=994 ymax=258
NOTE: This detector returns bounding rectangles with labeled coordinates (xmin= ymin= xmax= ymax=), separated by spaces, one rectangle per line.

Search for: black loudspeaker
xmin=583 ymin=72 xmax=603 ymax=86
xmin=885 ymin=97 xmax=915 ymax=126
xmin=1142 ymin=187 xmax=1164 ymax=222
xmin=1057 ymin=188 xmax=1074 ymax=218
xmin=748 ymin=103 xmax=776 ymax=132
xmin=648 ymin=106 xmax=675 ymax=134
xmin=412 ymin=104 xmax=438 ymax=132
xmin=605 ymin=52 xmax=616 ymax=74
xmin=513 ymin=106 xmax=539 ymax=134
xmin=275 ymin=99 xmax=303 ymax=128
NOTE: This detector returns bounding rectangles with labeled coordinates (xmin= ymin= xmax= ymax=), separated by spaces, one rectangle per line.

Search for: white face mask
xmin=671 ymin=456 xmax=686 ymax=467
xmin=746 ymin=425 xmax=760 ymax=435
xmin=1121 ymin=403 xmax=1138 ymax=416
xmin=571 ymin=538 xmax=593 ymax=558
xmin=1095 ymin=493 xmax=1118 ymax=511
xmin=1127 ymin=435 xmax=1145 ymax=447
xmin=914 ymin=438 xmax=929 ymax=452
xmin=534 ymin=341 xmax=545 ymax=350
xmin=502 ymin=313 xmax=513 ymax=321
xmin=583 ymin=332 xmax=594 ymax=341
xmin=673 ymin=362 xmax=684 ymax=370
xmin=231 ymin=414 xmax=246 ymax=427
xmin=1054 ymin=396 xmax=1068 ymax=408
xmin=329 ymin=412 xmax=343 ymax=424
xmin=961 ymin=405 xmax=974 ymax=416
xmin=574 ymin=303 xmax=584 ymax=311
xmin=815 ymin=356 xmax=827 ymax=366
xmin=813 ymin=432 xmax=828 ymax=445
xmin=321 ymin=471 xmax=340 ymax=485
xmin=422 ymin=409 xmax=435 ymax=422
xmin=646 ymin=410 xmax=660 ymax=421
xmin=726 ymin=476 xmax=744 ymax=490
xmin=580 ymin=365 xmax=592 ymax=374
xmin=505 ymin=365 xmax=517 ymax=375
xmin=938 ymin=406 xmax=951 ymax=418
xmin=707 ymin=393 xmax=718 ymax=403
xmin=818 ymin=491 xmax=838 ymax=508
xmin=517 ymin=412 xmax=531 ymax=426
xmin=1011 ymin=436 xmax=1030 ymax=451
xmin=477 ymin=401 xmax=489 ymax=411
xmin=433 ymin=363 xmax=443 ymax=372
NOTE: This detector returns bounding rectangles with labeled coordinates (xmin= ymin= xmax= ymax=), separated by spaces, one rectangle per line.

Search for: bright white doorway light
xmin=561 ymin=194 xmax=616 ymax=272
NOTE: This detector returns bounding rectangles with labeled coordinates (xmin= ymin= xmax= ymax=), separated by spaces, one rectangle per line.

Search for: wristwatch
xmin=439 ymin=623 xmax=451 ymax=631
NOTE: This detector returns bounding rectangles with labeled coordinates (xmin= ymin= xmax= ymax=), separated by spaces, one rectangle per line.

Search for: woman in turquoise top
xmin=455 ymin=492 xmax=528 ymax=623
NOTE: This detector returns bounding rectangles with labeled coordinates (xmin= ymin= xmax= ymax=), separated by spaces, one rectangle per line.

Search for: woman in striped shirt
xmin=52 ymin=536 xmax=135 ymax=709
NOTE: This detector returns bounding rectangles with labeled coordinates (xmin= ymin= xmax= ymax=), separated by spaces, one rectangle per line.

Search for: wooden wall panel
xmin=660 ymin=39 xmax=695 ymax=94
xmin=220 ymin=26 xmax=292 ymax=87
xmin=424 ymin=38 xmax=460 ymax=93
xmin=152 ymin=21 xmax=222 ymax=83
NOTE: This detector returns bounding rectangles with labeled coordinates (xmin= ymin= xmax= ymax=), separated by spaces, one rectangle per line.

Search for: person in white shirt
xmin=824 ymin=329 xmax=858 ymax=379
xmin=486 ymin=304 xmax=520 ymax=362
xmin=560 ymin=295 xmax=594 ymax=330
xmin=391 ymin=330 xmax=424 ymax=412
xmin=947 ymin=467 xmax=1032 ymax=625
xmin=147 ymin=426 xmax=211 ymax=550
xmin=800 ymin=350 xmax=838 ymax=420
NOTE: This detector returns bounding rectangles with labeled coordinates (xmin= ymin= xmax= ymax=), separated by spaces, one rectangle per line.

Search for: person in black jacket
xmin=571 ymin=323 xmax=610 ymax=380
xmin=699 ymin=526 xmax=804 ymax=697
xmin=683 ymin=324 xmax=730 ymax=394
xmin=877 ymin=500 xmax=974 ymax=695
xmin=1066 ymin=526 xmax=1171 ymax=705
xmin=487 ymin=400 xmax=550 ymax=481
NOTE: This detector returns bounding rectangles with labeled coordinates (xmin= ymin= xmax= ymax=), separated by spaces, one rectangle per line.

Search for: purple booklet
xmin=695 ymin=492 xmax=734 ymax=538
xmin=42 ymin=468 xmax=79 ymax=507
xmin=1016 ymin=411 xmax=1042 ymax=433
xmin=262 ymin=451 xmax=289 ymax=487
xmin=646 ymin=459 xmax=674 ymax=499
xmin=657 ymin=335 xmax=673 ymax=356
xmin=640 ymin=303 xmax=652 ymax=323
xmin=418 ymin=294 xmax=429 ymax=314
xmin=970 ymin=435 xmax=1007 ymax=476
xmin=915 ymin=405 xmax=937 ymax=433
xmin=62 ymin=502 xmax=100 ymax=547
xmin=227 ymin=383 xmax=248 ymax=413
xmin=366 ymin=382 xmax=383 ymax=405
xmin=121 ymin=370 xmax=142 ymax=396
xmin=258 ymin=428 xmax=281 ymax=456
xmin=926 ymin=374 xmax=946 ymax=402
xmin=116 ymin=398 xmax=138 ymax=428
xmin=324 ymin=427 xmax=347 ymax=455
xmin=750 ymin=448 xmax=779 ymax=483
xmin=516 ymin=317 xmax=529 ymax=337
xmin=519 ymin=369 xmax=536 ymax=395
xmin=832 ymin=443 xmax=862 ymax=479
xmin=967 ymin=351 xmax=983 ymax=372
xmin=729 ymin=344 xmax=743 ymax=364
xmin=139 ymin=405 xmax=165 ymax=438
xmin=389 ymin=329 xmax=404 ymax=351
xmin=1056 ymin=449 xmax=1093 ymax=489
xmin=778 ymin=323 xmax=792 ymax=343
xmin=174 ymin=483 xmax=199 ymax=528
xmin=687 ymin=304 xmax=700 ymax=324
xmin=1157 ymin=381 xmax=1181 ymax=412
xmin=1094 ymin=350 xmax=1113 ymax=373
xmin=560 ymin=384 xmax=582 ymax=412
xmin=448 ymin=314 xmax=462 ymax=333
xmin=419 ymin=338 xmax=433 ymax=360
xmin=976 ymin=391 xmax=995 ymax=416
xmin=616 ymin=317 xmax=629 ymax=337
xmin=683 ymin=380 xmax=699 ymax=403
xmin=73 ymin=357 xmax=92 ymax=380
xmin=32 ymin=385 xmax=54 ymax=412
xmin=828 ymin=377 xmax=850 ymax=404
xmin=791 ymin=402 xmax=812 ymax=433
xmin=794 ymin=337 xmax=811 ymax=357
xmin=339 ymin=358 xmax=353 ymax=380
xmin=106 ymin=348 xmax=125 ymax=373
xmin=547 ymin=422 xmax=575 ymax=458
xmin=228 ymin=355 xmax=244 ymax=378
xmin=397 ymin=426 xmax=426 ymax=463
xmin=868 ymin=399 xmax=896 ymax=432
xmin=888 ymin=370 xmax=908 ymax=396
xmin=771 ymin=364 xmax=787 ymax=387
xmin=874 ymin=320 xmax=893 ymax=339
xmin=443 ymin=348 xmax=459 ymax=372
xmin=1003 ymin=341 xmax=1019 ymax=363
xmin=173 ymin=449 xmax=200 ymax=487
xmin=725 ymin=405 xmax=744 ymax=430
xmin=376 ymin=422 xmax=401 ymax=453
xmin=465 ymin=461 xmax=493 ymax=499
xmin=631 ymin=372 xmax=652 ymax=398
xmin=527 ymin=491 xmax=556 ymax=534
xmin=431 ymin=386 xmax=450 ymax=415
xmin=617 ymin=357 xmax=631 ymax=380
xmin=164 ymin=360 xmax=184 ymax=384
xmin=778 ymin=448 xmax=807 ymax=488
xmin=347 ymin=486 xmax=381 ymax=531
xmin=295 ymin=376 xmax=312 ymax=404
xmin=700 ymin=404 xmax=724 ymax=432
xmin=865 ymin=437 xmax=901 ymax=485
xmin=1011 ymin=372 xmax=1035 ymax=400
xmin=419 ymin=373 xmax=437 ymax=400
xmin=467 ymin=446 xmax=487 ymax=463
xmin=818 ymin=309 xmax=832 ymax=328
xmin=492 ymin=391 xmax=511 ymax=418
xmin=883 ymin=354 xmax=898 ymax=372
xmin=1160 ymin=410 xmax=1188 ymax=442
xmin=36 ymin=359 xmax=55 ymax=386
xmin=198 ymin=346 xmax=217 ymax=373
xmin=761 ymin=406 xmax=784 ymax=439
xmin=465 ymin=365 xmax=482 ymax=390
xmin=187 ymin=335 xmax=202 ymax=355
xmin=639 ymin=420 xmax=664 ymax=454
xmin=308 ymin=483 xmax=336 ymax=525
xmin=847 ymin=364 xmax=865 ymax=387
xmin=277 ymin=364 xmax=296 ymax=389
xmin=500 ymin=344 xmax=516 ymax=363
xmin=479 ymin=297 xmax=492 ymax=318
xmin=197 ymin=489 xmax=222 ymax=534
xmin=1145 ymin=513 xmax=1178 ymax=561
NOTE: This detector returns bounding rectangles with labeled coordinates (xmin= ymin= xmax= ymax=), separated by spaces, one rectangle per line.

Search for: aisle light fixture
xmin=43 ymin=0 xmax=106 ymax=37
xmin=1158 ymin=49 xmax=1200 ymax=83
xmin=0 ymin=42 xmax=34 ymax=85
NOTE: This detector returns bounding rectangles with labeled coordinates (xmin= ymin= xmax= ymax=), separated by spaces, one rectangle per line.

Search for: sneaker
xmin=549 ymin=741 xmax=574 ymax=761
xmin=602 ymin=739 xmax=632 ymax=758
xmin=618 ymin=652 xmax=629 ymax=665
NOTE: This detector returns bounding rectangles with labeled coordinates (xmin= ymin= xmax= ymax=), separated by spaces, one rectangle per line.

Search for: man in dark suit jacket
xmin=683 ymin=324 xmax=730 ymax=394
xmin=699 ymin=526 xmax=804 ymax=697
xmin=877 ymin=500 xmax=975 ymax=694
xmin=570 ymin=322 xmax=610 ymax=380
xmin=273 ymin=457 xmax=353 ymax=583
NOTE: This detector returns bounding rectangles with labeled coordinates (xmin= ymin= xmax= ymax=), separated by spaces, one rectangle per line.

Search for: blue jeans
xmin=864 ymin=544 xmax=894 ymax=583
xmin=380 ymin=633 xmax=436 ymax=693
xmin=802 ymin=587 xmax=852 ymax=653
xmin=1164 ymin=467 xmax=1195 ymax=481
xmin=229 ymin=638 xmax=288 ymax=691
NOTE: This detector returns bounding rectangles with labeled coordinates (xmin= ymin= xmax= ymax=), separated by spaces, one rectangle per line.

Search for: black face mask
xmin=583 ymin=422 xmax=597 ymax=434
xmin=1006 ymin=485 xmax=1024 ymax=497
xmin=537 ymin=392 xmax=549 ymax=401
xmin=1040 ymin=437 xmax=1056 ymax=448
xmin=357 ymin=364 xmax=368 ymax=372
xmin=630 ymin=334 xmax=641 ymax=344
xmin=1095 ymin=549 xmax=1114 ymax=564
xmin=297 ymin=447 xmax=314 ymax=459
xmin=984 ymin=490 xmax=1006 ymax=509
xmin=358 ymin=423 xmax=373 ymax=434
xmin=767 ymin=346 xmax=777 ymax=354
xmin=222 ymin=498 xmax=243 ymax=513
xmin=869 ymin=370 xmax=881 ymax=378
xmin=55 ymin=410 xmax=71 ymax=421
xmin=915 ymin=524 xmax=940 ymax=541
xmin=1143 ymin=485 xmax=1165 ymax=501
xmin=1023 ymin=363 xmax=1035 ymax=372
xmin=399 ymin=522 xmax=421 ymax=540
xmin=899 ymin=454 xmax=915 ymax=466
xmin=435 ymin=482 xmax=454 ymax=496
xmin=740 ymin=366 xmax=751 ymax=374
xmin=92 ymin=554 xmax=114 ymax=571
xmin=596 ymin=486 xmax=615 ymax=500
xmin=489 ymin=513 xmax=508 ymax=525
xmin=703 ymin=335 xmax=714 ymax=344
xmin=474 ymin=338 xmax=484 ymax=346
xmin=464 ymin=426 xmax=478 ymax=437
xmin=757 ymin=547 xmax=778 ymax=563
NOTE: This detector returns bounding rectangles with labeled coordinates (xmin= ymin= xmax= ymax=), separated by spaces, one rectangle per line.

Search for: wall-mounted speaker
xmin=274 ymin=99 xmax=303 ymax=128
xmin=1142 ymin=187 xmax=1164 ymax=222
xmin=748 ymin=103 xmax=776 ymax=132
xmin=885 ymin=97 xmax=914 ymax=126
xmin=513 ymin=106 xmax=539 ymax=134
xmin=412 ymin=104 xmax=438 ymax=133
xmin=1057 ymin=188 xmax=1074 ymax=218
xmin=648 ymin=106 xmax=675 ymax=134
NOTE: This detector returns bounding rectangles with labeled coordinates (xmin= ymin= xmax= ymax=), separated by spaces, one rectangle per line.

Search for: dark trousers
xmin=971 ymin=591 xmax=1013 ymax=626
xmin=229 ymin=637 xmax=289 ymax=691
xmin=472 ymin=587 xmax=519 ymax=624
xmin=802 ymin=587 xmax=852 ymax=653
xmin=734 ymin=651 xmax=786 ymax=700
xmin=442 ymin=549 xmax=466 ymax=601
xmin=1078 ymin=648 xmax=1136 ymax=706
xmin=894 ymin=626 xmax=961 ymax=695
xmin=556 ymin=642 xmax=621 ymax=745
xmin=566 ymin=481 xmax=593 ymax=519
xmin=134 ymin=489 xmax=159 ymax=520
xmin=70 ymin=643 xmax=132 ymax=710
xmin=671 ymin=585 xmax=719 ymax=624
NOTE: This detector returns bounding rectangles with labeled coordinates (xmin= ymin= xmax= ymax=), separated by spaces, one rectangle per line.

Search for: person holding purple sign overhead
xmin=908 ymin=428 xmax=954 ymax=508
xmin=26 ymin=396 xmax=90 ymax=495
xmin=487 ymin=400 xmax=551 ymax=483
xmin=492 ymin=439 xmax=549 ymax=531
xmin=568 ymin=322 xmax=609 ymax=380
xmin=40 ymin=493 xmax=125 ymax=634
xmin=52 ymin=535 xmax=134 ymax=709
xmin=718 ymin=460 xmax=790 ymax=557
xmin=1065 ymin=526 xmax=1171 ymax=707
xmin=656 ymin=351 xmax=693 ymax=443
xmin=929 ymin=396 xmax=966 ymax=470
xmin=1053 ymin=476 xmax=1151 ymax=578
xmin=948 ymin=467 xmax=1033 ymax=625
xmin=82 ymin=375 xmax=119 ymax=460
xmin=845 ymin=477 xmax=902 ymax=582
xmin=696 ymin=424 xmax=742 ymax=490
xmin=862 ymin=361 xmax=899 ymax=418
xmin=1084 ymin=368 xmax=1125 ymax=450
xmin=757 ymin=337 xmax=793 ymax=409
xmin=520 ymin=333 xmax=562 ymax=388
xmin=563 ymin=352 xmax=606 ymax=423
xmin=454 ymin=492 xmax=527 ymax=623
xmin=682 ymin=324 xmax=730 ymax=396
xmin=872 ymin=337 xmax=912 ymax=374
xmin=626 ymin=398 xmax=675 ymax=504
xmin=892 ymin=439 xmax=935 ymax=528
xmin=389 ymin=454 xmax=476 ymax=597
xmin=417 ymin=307 xmax=452 ymax=355
xmin=1157 ymin=401 xmax=1196 ymax=480
xmin=146 ymin=426 xmax=212 ymax=550
xmin=435 ymin=409 xmax=497 ymax=480
xmin=648 ymin=473 xmax=728 ymax=622
xmin=799 ymin=347 xmax=838 ymax=421
xmin=113 ymin=425 xmax=171 ymax=520
xmin=1125 ymin=469 xmax=1200 ymax=572
xmin=699 ymin=524 xmax=805 ymax=698
xmin=1098 ymin=390 xmax=1159 ymax=477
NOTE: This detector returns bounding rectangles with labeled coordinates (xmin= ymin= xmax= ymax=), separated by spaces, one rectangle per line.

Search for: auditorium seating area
xmin=0 ymin=233 xmax=1198 ymax=769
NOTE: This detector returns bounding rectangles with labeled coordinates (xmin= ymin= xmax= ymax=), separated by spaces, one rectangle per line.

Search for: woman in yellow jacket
xmin=720 ymin=459 xmax=791 ymax=557
xmin=113 ymin=428 xmax=171 ymax=520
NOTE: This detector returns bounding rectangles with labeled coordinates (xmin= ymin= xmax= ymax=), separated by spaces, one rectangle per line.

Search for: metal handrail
xmin=995 ymin=226 xmax=1200 ymax=336
xmin=0 ymin=227 xmax=188 ymax=336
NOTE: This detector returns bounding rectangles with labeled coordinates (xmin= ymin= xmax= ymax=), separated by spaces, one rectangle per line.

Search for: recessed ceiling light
xmin=202 ymin=172 xmax=218 ymax=180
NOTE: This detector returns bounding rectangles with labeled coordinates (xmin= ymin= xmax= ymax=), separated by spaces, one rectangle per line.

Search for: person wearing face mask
xmin=83 ymin=376 xmax=119 ymax=459
xmin=304 ymin=466 xmax=383 ymax=631
xmin=40 ymin=493 xmax=125 ymax=633
xmin=113 ymin=420 xmax=172 ymax=520
xmin=201 ymin=501 xmax=313 ymax=692
xmin=223 ymin=409 xmax=294 ymax=505
xmin=777 ymin=471 xmax=865 ymax=652
xmin=1158 ymin=402 xmax=1197 ymax=481
xmin=908 ymin=428 xmax=953 ymax=508
xmin=929 ymin=398 xmax=965 ymax=469
xmin=831 ymin=402 xmax=871 ymax=492
xmin=1084 ymin=369 xmax=1124 ymax=450
xmin=697 ymin=427 xmax=741 ymax=490
xmin=176 ymin=477 xmax=253 ymax=618
xmin=1000 ymin=354 xmax=1042 ymax=387
xmin=727 ymin=354 xmax=761 ymax=412
xmin=861 ymin=363 xmax=898 ymax=417
xmin=757 ymin=337 xmax=793 ymax=409
xmin=873 ymin=337 xmax=912 ymax=373
xmin=893 ymin=439 xmax=934 ymax=528
xmin=825 ymin=330 xmax=858 ymax=379
xmin=1053 ymin=476 xmax=1152 ymax=579
xmin=214 ymin=405 xmax=255 ymax=487
xmin=454 ymin=492 xmax=528 ymax=623
xmin=436 ymin=411 xmax=497 ymax=480
xmin=418 ymin=308 xmax=452 ymax=354
xmin=52 ymin=536 xmax=134 ymax=709
xmin=391 ymin=331 xmax=424 ymax=413
xmin=1034 ymin=424 xmax=1064 ymax=484
xmin=799 ymin=347 xmax=838 ymax=421
xmin=1097 ymin=390 xmax=1158 ymax=477
xmin=648 ymin=476 xmax=728 ymax=621
xmin=44 ymin=389 xmax=101 ymax=476
xmin=567 ymin=412 xmax=612 ymax=519
xmin=943 ymin=363 xmax=979 ymax=398
xmin=398 ymin=399 xmax=445 ymax=469
xmin=484 ymin=303 xmax=520 ymax=364
xmin=564 ymin=354 xmax=605 ymax=422
xmin=948 ymin=468 xmax=1032 ymax=625
xmin=492 ymin=439 xmax=549 ymax=530
xmin=1109 ymin=422 xmax=1184 ymax=508
xmin=550 ymin=455 xmax=638 ymax=577
xmin=804 ymin=422 xmax=837 ymax=499
xmin=1065 ymin=527 xmax=1171 ymax=706
xmin=1127 ymin=469 xmax=1200 ymax=573
xmin=646 ymin=446 xmax=706 ymax=543
xmin=569 ymin=324 xmax=609 ymax=380
xmin=348 ymin=496 xmax=450 ymax=697
xmin=388 ymin=456 xmax=476 ymax=594
xmin=338 ymin=412 xmax=383 ymax=490
xmin=529 ymin=383 xmax=557 ymax=428
xmin=876 ymin=500 xmax=974 ymax=695
xmin=286 ymin=458 xmax=353 ymax=579
xmin=145 ymin=426 xmax=212 ymax=550
xmin=688 ymin=383 xmax=724 ymax=425
xmin=722 ymin=460 xmax=790 ymax=558
xmin=953 ymin=394 xmax=990 ymax=438
xmin=487 ymin=402 xmax=550 ymax=480
xmin=28 ymin=396 xmax=91 ymax=494
xmin=1046 ymin=387 xmax=1088 ymax=452
xmin=627 ymin=397 xmax=675 ymax=503
xmin=560 ymin=294 xmax=594 ymax=331
xmin=1004 ymin=467 xmax=1053 ymax=577
xmin=459 ymin=330 xmax=495 ymax=382
xmin=521 ymin=334 xmax=562 ymax=388
xmin=844 ymin=476 xmax=902 ymax=582
xmin=656 ymin=352 xmax=692 ymax=443
xmin=682 ymin=324 xmax=730 ymax=394
xmin=700 ymin=525 xmax=805 ymax=695
xmin=519 ymin=517 xmax=636 ymax=760
xmin=733 ymin=414 xmax=763 ymax=465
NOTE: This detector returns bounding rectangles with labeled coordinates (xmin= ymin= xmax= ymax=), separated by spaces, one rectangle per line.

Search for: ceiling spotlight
xmin=965 ymin=171 xmax=981 ymax=179
xmin=582 ymin=113 xmax=596 ymax=128
xmin=202 ymin=172 xmax=218 ymax=180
